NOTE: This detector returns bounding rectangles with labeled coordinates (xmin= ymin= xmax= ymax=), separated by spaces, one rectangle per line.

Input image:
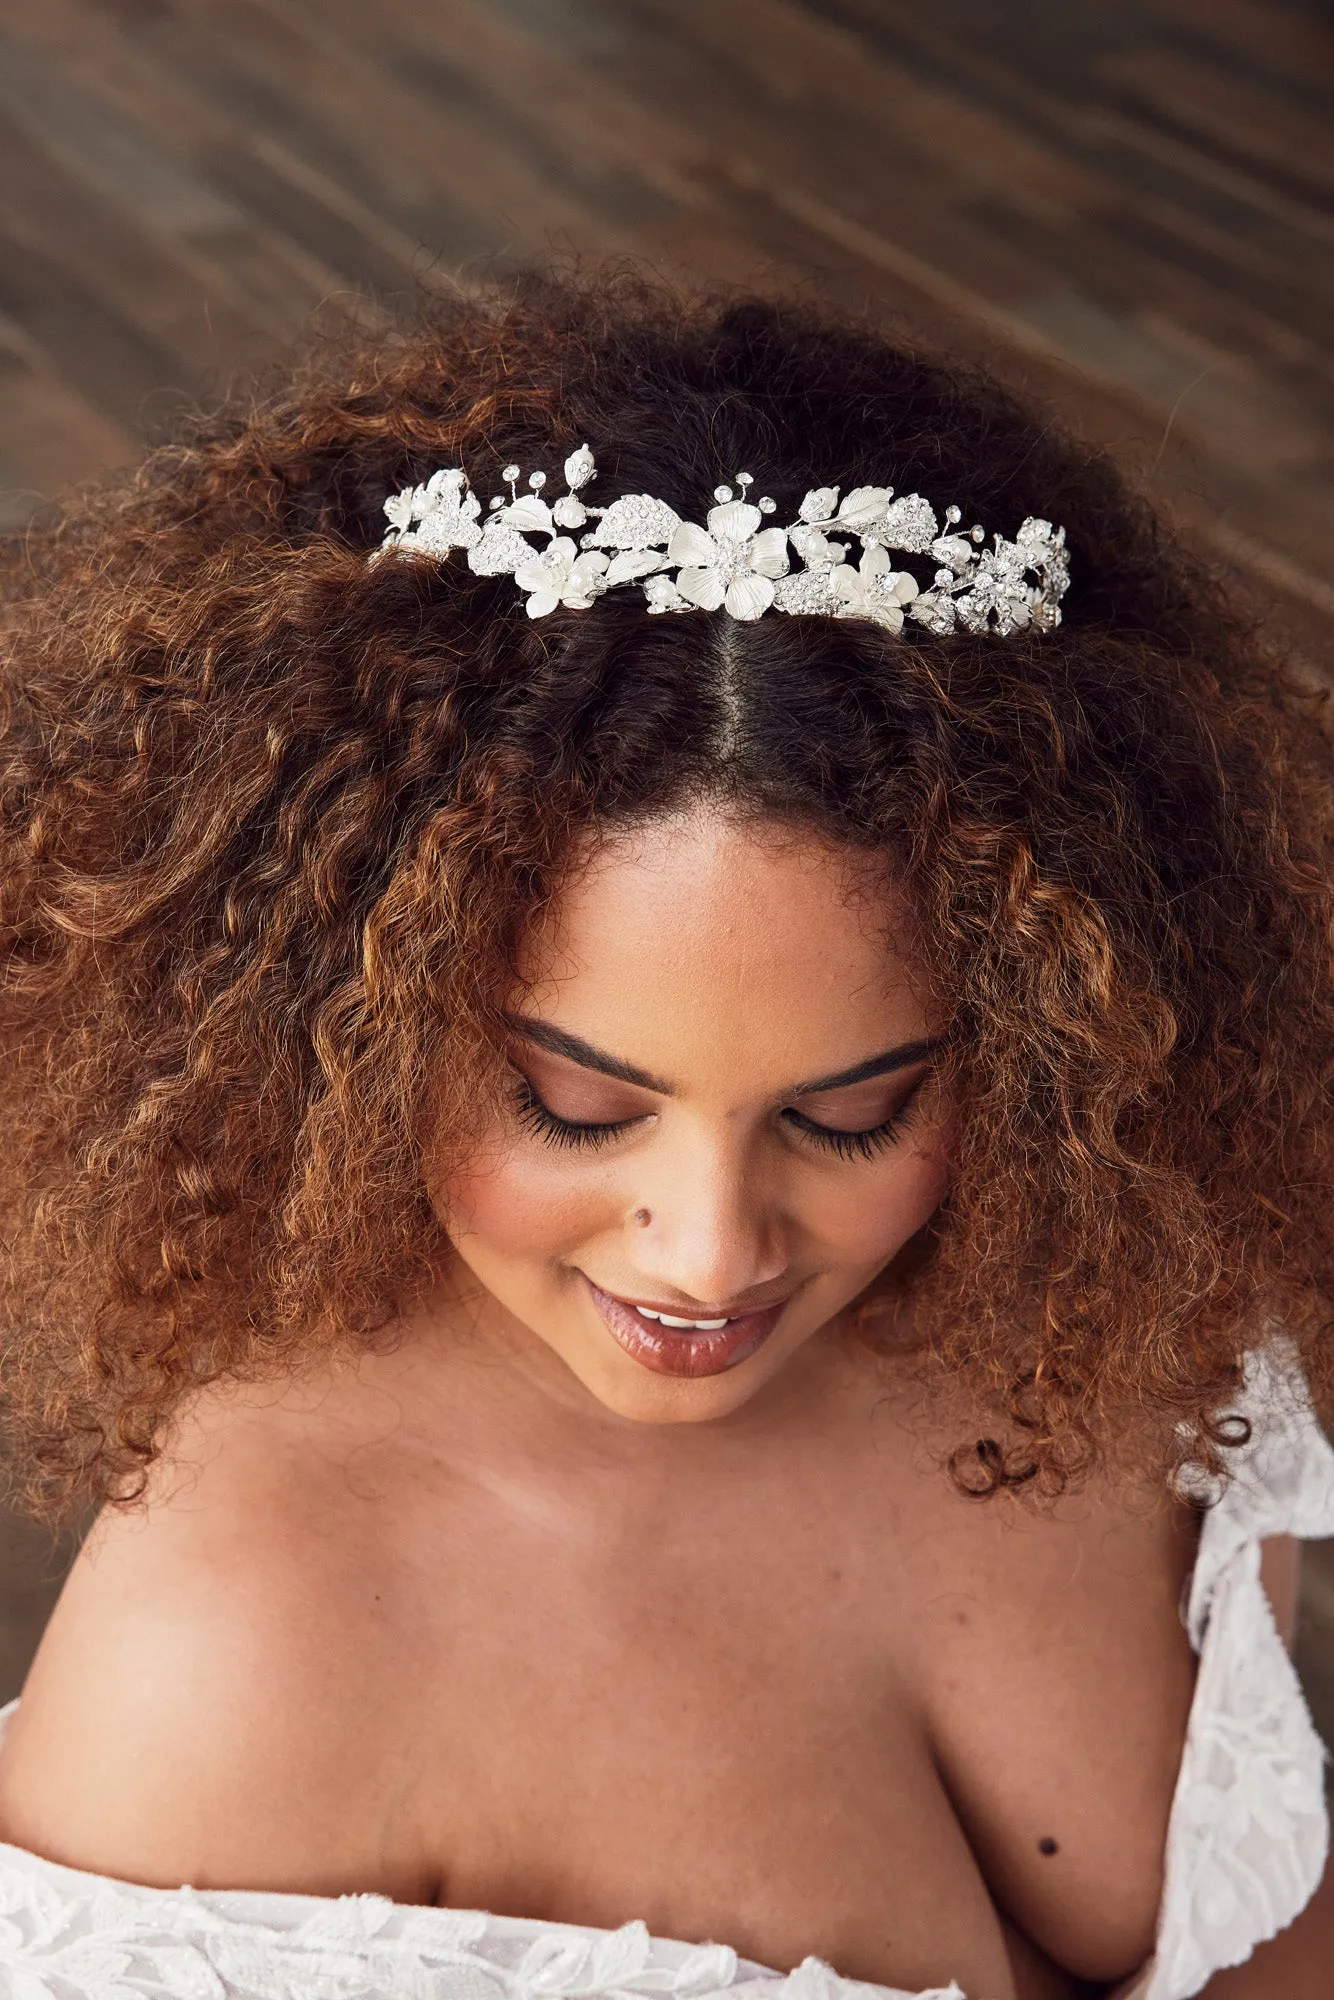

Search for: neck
xmin=380 ymin=1262 xmax=882 ymax=1474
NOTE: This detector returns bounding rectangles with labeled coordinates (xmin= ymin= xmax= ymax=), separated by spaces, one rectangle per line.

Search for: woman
xmin=0 ymin=274 xmax=1329 ymax=1999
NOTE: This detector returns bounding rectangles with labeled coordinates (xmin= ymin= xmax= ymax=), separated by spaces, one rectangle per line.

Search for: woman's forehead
xmin=527 ymin=810 xmax=907 ymax=968
xmin=514 ymin=811 xmax=932 ymax=1093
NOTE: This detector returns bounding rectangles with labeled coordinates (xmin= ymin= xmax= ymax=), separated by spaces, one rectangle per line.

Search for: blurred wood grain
xmin=0 ymin=0 xmax=1330 ymax=1740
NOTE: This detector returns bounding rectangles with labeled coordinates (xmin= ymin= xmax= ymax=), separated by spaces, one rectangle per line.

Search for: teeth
xmin=635 ymin=1307 xmax=731 ymax=1331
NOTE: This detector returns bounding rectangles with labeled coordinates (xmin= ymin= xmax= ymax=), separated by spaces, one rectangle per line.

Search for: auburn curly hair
xmin=0 ymin=269 xmax=1330 ymax=1521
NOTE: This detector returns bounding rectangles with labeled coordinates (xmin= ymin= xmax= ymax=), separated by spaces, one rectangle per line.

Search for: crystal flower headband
xmin=377 ymin=444 xmax=1069 ymax=636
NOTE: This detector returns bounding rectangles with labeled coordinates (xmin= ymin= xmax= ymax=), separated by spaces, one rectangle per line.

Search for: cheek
xmin=438 ymin=1130 xmax=621 ymax=1262
xmin=807 ymin=1122 xmax=954 ymax=1267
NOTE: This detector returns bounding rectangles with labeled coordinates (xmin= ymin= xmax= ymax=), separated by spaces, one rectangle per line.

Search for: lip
xmin=583 ymin=1278 xmax=789 ymax=1379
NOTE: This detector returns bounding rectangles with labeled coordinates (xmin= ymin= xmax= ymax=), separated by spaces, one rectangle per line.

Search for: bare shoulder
xmin=0 ymin=1362 xmax=432 ymax=1896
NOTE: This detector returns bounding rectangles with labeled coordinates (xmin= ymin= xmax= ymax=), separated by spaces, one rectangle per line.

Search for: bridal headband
xmin=377 ymin=444 xmax=1070 ymax=636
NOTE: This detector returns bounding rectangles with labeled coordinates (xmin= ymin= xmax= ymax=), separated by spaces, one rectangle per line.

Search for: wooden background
xmin=0 ymin=0 xmax=1331 ymax=1736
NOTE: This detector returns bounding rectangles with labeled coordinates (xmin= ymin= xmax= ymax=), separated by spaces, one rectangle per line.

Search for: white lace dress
xmin=0 ymin=1348 xmax=1330 ymax=2000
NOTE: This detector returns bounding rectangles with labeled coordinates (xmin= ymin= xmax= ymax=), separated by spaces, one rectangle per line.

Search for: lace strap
xmin=1142 ymin=1343 xmax=1334 ymax=2000
xmin=1180 ymin=1343 xmax=1334 ymax=1648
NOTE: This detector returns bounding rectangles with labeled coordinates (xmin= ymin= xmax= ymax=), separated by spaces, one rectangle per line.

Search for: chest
xmin=365 ymin=1453 xmax=1199 ymax=1999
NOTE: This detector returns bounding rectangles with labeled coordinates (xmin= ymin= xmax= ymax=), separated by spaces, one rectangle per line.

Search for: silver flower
xmin=667 ymin=500 xmax=790 ymax=621
xmin=512 ymin=538 xmax=610 ymax=617
xmin=830 ymin=545 xmax=920 ymax=631
xmin=952 ymin=539 xmax=1033 ymax=634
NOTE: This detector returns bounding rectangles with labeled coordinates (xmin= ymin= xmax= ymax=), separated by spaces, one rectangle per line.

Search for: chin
xmin=563 ymin=1316 xmax=828 ymax=1426
xmin=579 ymin=1362 xmax=777 ymax=1425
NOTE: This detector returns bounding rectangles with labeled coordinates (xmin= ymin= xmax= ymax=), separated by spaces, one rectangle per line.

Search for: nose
xmin=628 ymin=1127 xmax=788 ymax=1308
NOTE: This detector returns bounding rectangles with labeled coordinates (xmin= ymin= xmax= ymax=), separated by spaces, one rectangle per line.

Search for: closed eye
xmin=780 ymin=1104 xmax=908 ymax=1162
xmin=513 ymin=1074 xmax=928 ymax=1159
xmin=781 ymin=1068 xmax=929 ymax=1161
xmin=514 ymin=1078 xmax=648 ymax=1151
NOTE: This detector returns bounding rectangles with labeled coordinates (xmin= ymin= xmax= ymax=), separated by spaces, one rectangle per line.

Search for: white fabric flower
xmin=667 ymin=500 xmax=790 ymax=620
xmin=512 ymin=538 xmax=609 ymax=617
xmin=382 ymin=487 xmax=417 ymax=532
xmin=604 ymin=548 xmax=672 ymax=585
xmin=796 ymin=484 xmax=891 ymax=533
xmin=830 ymin=545 xmax=920 ymax=630
xmin=929 ymin=533 xmax=976 ymax=575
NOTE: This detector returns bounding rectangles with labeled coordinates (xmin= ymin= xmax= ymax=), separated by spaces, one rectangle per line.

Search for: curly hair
xmin=0 ymin=270 xmax=1330 ymax=1521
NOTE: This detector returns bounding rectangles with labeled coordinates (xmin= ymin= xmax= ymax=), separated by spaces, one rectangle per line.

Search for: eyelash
xmin=780 ymin=1105 xmax=909 ymax=1161
xmin=514 ymin=1080 xmax=625 ymax=1152
xmin=512 ymin=1078 xmax=918 ymax=1161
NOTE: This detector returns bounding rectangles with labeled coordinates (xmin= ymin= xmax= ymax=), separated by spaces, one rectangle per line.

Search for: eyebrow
xmin=791 ymin=1037 xmax=947 ymax=1095
xmin=505 ymin=1016 xmax=946 ymax=1099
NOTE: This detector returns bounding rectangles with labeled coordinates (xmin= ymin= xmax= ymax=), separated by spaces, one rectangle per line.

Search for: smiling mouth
xmin=629 ymin=1304 xmax=732 ymax=1330
xmin=582 ymin=1279 xmax=791 ymax=1378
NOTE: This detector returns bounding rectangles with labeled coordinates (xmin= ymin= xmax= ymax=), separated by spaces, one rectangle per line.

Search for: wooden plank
xmin=0 ymin=222 xmax=196 ymax=438
xmin=10 ymin=0 xmax=1328 ymax=616
xmin=443 ymin=0 xmax=1083 ymax=293
xmin=789 ymin=0 xmax=1334 ymax=242
xmin=0 ymin=25 xmax=239 ymax=237
xmin=323 ymin=0 xmax=1334 ymax=621
xmin=309 ymin=0 xmax=1032 ymax=282
xmin=1 ymin=0 xmax=1330 ymax=623
xmin=1101 ymin=46 xmax=1334 ymax=202
xmin=198 ymin=139 xmax=496 ymax=297
xmin=258 ymin=0 xmax=713 ymax=216
xmin=131 ymin=2 xmax=653 ymax=266
xmin=615 ymin=0 xmax=1113 ymax=224
xmin=687 ymin=212 xmax=1334 ymax=637
xmin=0 ymin=324 xmax=135 ymax=525
xmin=126 ymin=0 xmax=653 ymax=238
xmin=470 ymin=0 xmax=1333 ymax=425
xmin=1167 ymin=0 xmax=1334 ymax=80
xmin=1080 ymin=104 xmax=1334 ymax=262
xmin=954 ymin=205 xmax=1334 ymax=474
xmin=0 ymin=16 xmax=461 ymax=304
xmin=0 ymin=99 xmax=265 ymax=398
xmin=0 ymin=18 xmax=370 ymax=340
